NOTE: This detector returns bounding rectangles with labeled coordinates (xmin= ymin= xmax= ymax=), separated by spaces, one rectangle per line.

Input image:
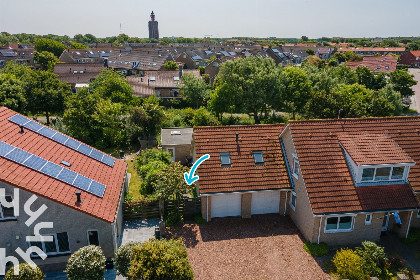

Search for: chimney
xmin=179 ymin=65 xmax=183 ymax=79
xmin=19 ymin=125 xmax=25 ymax=134
xmin=235 ymin=132 xmax=239 ymax=142
xmin=75 ymin=191 xmax=82 ymax=203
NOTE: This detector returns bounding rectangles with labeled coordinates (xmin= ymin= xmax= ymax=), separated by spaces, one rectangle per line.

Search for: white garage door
xmin=211 ymin=194 xmax=241 ymax=218
xmin=251 ymin=191 xmax=280 ymax=215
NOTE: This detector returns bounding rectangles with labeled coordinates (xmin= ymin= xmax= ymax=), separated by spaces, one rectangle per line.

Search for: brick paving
xmin=168 ymin=214 xmax=330 ymax=280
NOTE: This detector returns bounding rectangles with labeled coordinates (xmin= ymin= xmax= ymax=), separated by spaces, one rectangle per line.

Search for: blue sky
xmin=1 ymin=0 xmax=419 ymax=38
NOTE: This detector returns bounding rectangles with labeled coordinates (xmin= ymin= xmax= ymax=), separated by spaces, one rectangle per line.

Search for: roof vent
xmin=19 ymin=125 xmax=25 ymax=134
xmin=61 ymin=160 xmax=71 ymax=167
xmin=75 ymin=191 xmax=82 ymax=204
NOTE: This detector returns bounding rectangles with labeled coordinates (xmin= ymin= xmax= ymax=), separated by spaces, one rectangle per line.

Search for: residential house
xmin=127 ymin=69 xmax=200 ymax=98
xmin=0 ymin=48 xmax=34 ymax=68
xmin=337 ymin=47 xmax=405 ymax=56
xmin=204 ymin=58 xmax=222 ymax=84
xmin=194 ymin=117 xmax=420 ymax=246
xmin=59 ymin=49 xmax=117 ymax=64
xmin=0 ymin=107 xmax=127 ymax=271
xmin=194 ymin=124 xmax=291 ymax=221
xmin=400 ymin=51 xmax=420 ymax=67
xmin=161 ymin=128 xmax=193 ymax=164
xmin=53 ymin=63 xmax=106 ymax=91
xmin=346 ymin=55 xmax=398 ymax=73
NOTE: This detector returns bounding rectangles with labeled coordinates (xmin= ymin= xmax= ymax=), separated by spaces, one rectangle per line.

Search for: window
xmin=0 ymin=195 xmax=15 ymax=220
xmin=292 ymin=155 xmax=300 ymax=179
xmin=361 ymin=166 xmax=406 ymax=182
xmin=87 ymin=230 xmax=99 ymax=246
xmin=253 ymin=151 xmax=264 ymax=165
xmin=213 ymin=62 xmax=219 ymax=67
xmin=385 ymin=66 xmax=389 ymax=70
xmin=365 ymin=214 xmax=372 ymax=225
xmin=325 ymin=216 xmax=353 ymax=233
xmin=220 ymin=152 xmax=231 ymax=167
xmin=29 ymin=232 xmax=70 ymax=257
xmin=290 ymin=192 xmax=296 ymax=211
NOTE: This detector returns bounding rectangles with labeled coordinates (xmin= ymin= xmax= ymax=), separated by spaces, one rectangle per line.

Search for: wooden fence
xmin=123 ymin=198 xmax=201 ymax=221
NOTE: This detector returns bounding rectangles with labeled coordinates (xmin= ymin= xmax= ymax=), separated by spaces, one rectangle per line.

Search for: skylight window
xmin=171 ymin=131 xmax=181 ymax=135
xmin=220 ymin=152 xmax=231 ymax=167
xmin=150 ymin=77 xmax=156 ymax=81
xmin=253 ymin=151 xmax=264 ymax=165
xmin=174 ymin=76 xmax=180 ymax=81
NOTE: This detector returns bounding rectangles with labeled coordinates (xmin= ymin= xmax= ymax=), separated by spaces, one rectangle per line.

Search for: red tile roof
xmin=194 ymin=124 xmax=290 ymax=194
xmin=346 ymin=55 xmax=397 ymax=73
xmin=0 ymin=107 xmax=127 ymax=223
xmin=337 ymin=133 xmax=414 ymax=165
xmin=337 ymin=47 xmax=405 ymax=52
xmin=409 ymin=51 xmax=420 ymax=57
xmin=287 ymin=117 xmax=420 ymax=214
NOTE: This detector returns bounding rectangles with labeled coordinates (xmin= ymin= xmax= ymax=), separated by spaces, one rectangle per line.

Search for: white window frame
xmin=28 ymin=232 xmax=71 ymax=257
xmin=324 ymin=215 xmax=355 ymax=233
xmin=365 ymin=214 xmax=372 ymax=225
xmin=220 ymin=152 xmax=231 ymax=167
xmin=289 ymin=191 xmax=296 ymax=211
xmin=87 ymin=230 xmax=100 ymax=246
xmin=0 ymin=195 xmax=16 ymax=220
xmin=292 ymin=154 xmax=300 ymax=179
xmin=358 ymin=165 xmax=409 ymax=183
xmin=252 ymin=151 xmax=264 ymax=165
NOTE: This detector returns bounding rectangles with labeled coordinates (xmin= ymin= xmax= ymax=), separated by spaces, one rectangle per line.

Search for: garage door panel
xmin=251 ymin=191 xmax=280 ymax=215
xmin=211 ymin=194 xmax=241 ymax=218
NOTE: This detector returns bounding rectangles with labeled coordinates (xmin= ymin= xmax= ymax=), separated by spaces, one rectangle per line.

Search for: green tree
xmin=355 ymin=66 xmax=386 ymax=90
xmin=114 ymin=241 xmax=142 ymax=277
xmin=333 ymin=249 xmax=367 ymax=280
xmin=0 ymin=73 xmax=27 ymax=112
xmin=26 ymin=70 xmax=71 ymax=124
xmin=301 ymin=36 xmax=309 ymax=42
xmin=4 ymin=263 xmax=44 ymax=280
xmin=306 ymin=49 xmax=315 ymax=55
xmin=89 ymin=69 xmax=135 ymax=105
xmin=355 ymin=241 xmax=389 ymax=279
xmin=34 ymin=51 xmax=59 ymax=71
xmin=389 ymin=69 xmax=417 ymax=97
xmin=191 ymin=107 xmax=220 ymax=126
xmin=34 ymin=38 xmax=66 ymax=58
xmin=302 ymin=55 xmax=325 ymax=68
xmin=208 ymin=83 xmax=235 ymax=122
xmin=381 ymin=39 xmax=399 ymax=47
xmin=180 ymin=74 xmax=210 ymax=108
xmin=128 ymin=239 xmax=194 ymax=280
xmin=65 ymin=245 xmax=106 ymax=280
xmin=70 ymin=42 xmax=89 ymax=49
xmin=162 ymin=60 xmax=178 ymax=70
xmin=214 ymin=56 xmax=279 ymax=123
xmin=278 ymin=66 xmax=311 ymax=119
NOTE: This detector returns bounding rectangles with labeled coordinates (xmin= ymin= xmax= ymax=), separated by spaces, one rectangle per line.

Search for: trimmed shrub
xmin=303 ymin=241 xmax=329 ymax=257
xmin=4 ymin=263 xmax=44 ymax=280
xmin=194 ymin=214 xmax=206 ymax=224
xmin=128 ymin=239 xmax=194 ymax=280
xmin=165 ymin=210 xmax=183 ymax=226
xmin=333 ymin=248 xmax=368 ymax=280
xmin=65 ymin=245 xmax=106 ymax=280
xmin=355 ymin=241 xmax=388 ymax=278
xmin=114 ymin=241 xmax=142 ymax=277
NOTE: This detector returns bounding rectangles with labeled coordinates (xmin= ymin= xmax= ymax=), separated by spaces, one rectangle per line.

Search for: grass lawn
xmin=125 ymin=155 xmax=144 ymax=201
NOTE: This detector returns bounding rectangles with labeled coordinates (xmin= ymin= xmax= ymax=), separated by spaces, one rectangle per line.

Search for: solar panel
xmin=9 ymin=114 xmax=30 ymax=126
xmin=8 ymin=115 xmax=115 ymax=167
xmin=23 ymin=155 xmax=47 ymax=170
xmin=88 ymin=181 xmax=106 ymax=197
xmin=89 ymin=149 xmax=103 ymax=161
xmin=0 ymin=140 xmax=106 ymax=198
xmin=38 ymin=127 xmax=56 ymax=138
xmin=41 ymin=162 xmax=63 ymax=177
xmin=6 ymin=148 xmax=31 ymax=164
xmin=0 ymin=141 xmax=14 ymax=156
xmin=52 ymin=133 xmax=69 ymax=145
xmin=25 ymin=121 xmax=43 ymax=132
xmin=77 ymin=144 xmax=92 ymax=156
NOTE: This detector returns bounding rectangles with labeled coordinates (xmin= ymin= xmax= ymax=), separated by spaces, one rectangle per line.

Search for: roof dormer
xmin=338 ymin=133 xmax=415 ymax=186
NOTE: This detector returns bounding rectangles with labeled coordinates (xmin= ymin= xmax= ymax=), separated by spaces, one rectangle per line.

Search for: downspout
xmin=206 ymin=196 xmax=209 ymax=222
xmin=112 ymin=222 xmax=118 ymax=252
xmin=317 ymin=216 xmax=323 ymax=244
xmin=406 ymin=211 xmax=413 ymax=239
xmin=283 ymin=192 xmax=288 ymax=216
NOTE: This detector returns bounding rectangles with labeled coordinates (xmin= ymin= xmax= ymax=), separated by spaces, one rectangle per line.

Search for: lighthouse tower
xmin=148 ymin=11 xmax=159 ymax=40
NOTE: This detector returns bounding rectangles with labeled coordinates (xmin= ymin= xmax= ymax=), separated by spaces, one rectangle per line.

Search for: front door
xmin=166 ymin=147 xmax=175 ymax=162
xmin=382 ymin=212 xmax=390 ymax=231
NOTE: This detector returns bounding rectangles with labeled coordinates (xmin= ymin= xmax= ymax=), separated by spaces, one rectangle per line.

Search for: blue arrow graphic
xmin=184 ymin=154 xmax=210 ymax=185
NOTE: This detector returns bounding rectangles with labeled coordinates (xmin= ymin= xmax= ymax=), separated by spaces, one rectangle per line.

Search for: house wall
xmin=241 ymin=193 xmax=252 ymax=218
xmin=204 ymin=61 xmax=220 ymax=84
xmin=400 ymin=52 xmax=419 ymax=67
xmin=59 ymin=51 xmax=75 ymax=63
xmin=281 ymin=128 xmax=317 ymax=241
xmin=0 ymin=181 xmax=115 ymax=272
xmin=162 ymin=144 xmax=192 ymax=163
xmin=176 ymin=53 xmax=196 ymax=69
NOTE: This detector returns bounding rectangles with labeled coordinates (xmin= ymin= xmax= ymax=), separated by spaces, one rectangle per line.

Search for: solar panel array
xmin=8 ymin=114 xmax=115 ymax=167
xmin=0 ymin=140 xmax=106 ymax=197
